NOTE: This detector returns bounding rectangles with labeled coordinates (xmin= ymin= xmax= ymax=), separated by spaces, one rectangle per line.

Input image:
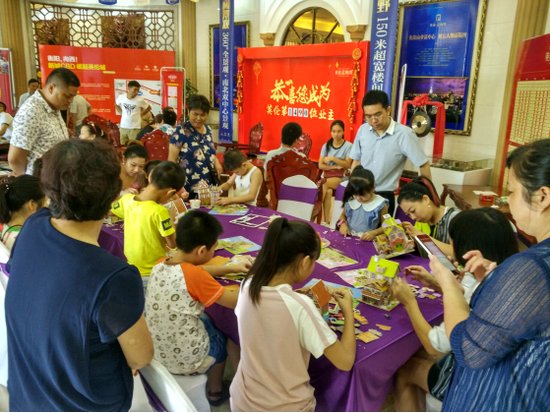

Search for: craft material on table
xmin=217 ymin=236 xmax=261 ymax=255
xmin=229 ymin=213 xmax=272 ymax=228
xmin=209 ymin=204 xmax=249 ymax=215
xmin=317 ymin=247 xmax=358 ymax=269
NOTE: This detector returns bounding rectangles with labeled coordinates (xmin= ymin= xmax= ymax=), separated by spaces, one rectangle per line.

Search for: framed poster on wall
xmin=209 ymin=21 xmax=249 ymax=110
xmin=395 ymin=0 xmax=487 ymax=135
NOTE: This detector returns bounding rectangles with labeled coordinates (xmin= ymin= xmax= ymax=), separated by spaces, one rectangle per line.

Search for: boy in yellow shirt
xmin=111 ymin=161 xmax=186 ymax=279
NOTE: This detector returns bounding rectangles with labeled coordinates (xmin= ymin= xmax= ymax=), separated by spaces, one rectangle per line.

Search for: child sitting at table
xmin=0 ymin=175 xmax=45 ymax=250
xmin=217 ymin=149 xmax=263 ymax=206
xmin=230 ymin=218 xmax=356 ymax=411
xmin=111 ymin=161 xmax=185 ymax=280
xmin=338 ymin=166 xmax=389 ymax=241
xmin=390 ymin=207 xmax=518 ymax=411
xmin=146 ymin=210 xmax=240 ymax=407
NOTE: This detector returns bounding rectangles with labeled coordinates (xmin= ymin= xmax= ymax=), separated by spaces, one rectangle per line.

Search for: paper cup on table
xmin=190 ymin=199 xmax=201 ymax=209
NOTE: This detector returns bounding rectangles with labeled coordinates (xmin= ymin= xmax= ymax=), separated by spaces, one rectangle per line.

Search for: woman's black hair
xmin=223 ymin=149 xmax=247 ymax=172
xmin=41 ymin=140 xmax=121 ymax=221
xmin=325 ymin=119 xmax=345 ymax=150
xmin=187 ymin=94 xmax=211 ymax=114
xmin=246 ymin=218 xmax=321 ymax=305
xmin=449 ymin=207 xmax=518 ymax=266
xmin=343 ymin=166 xmax=375 ymax=204
xmin=397 ymin=176 xmax=440 ymax=206
xmin=123 ymin=143 xmax=148 ymax=160
xmin=81 ymin=123 xmax=105 ymax=140
xmin=0 ymin=175 xmax=45 ymax=224
xmin=506 ymin=139 xmax=550 ymax=202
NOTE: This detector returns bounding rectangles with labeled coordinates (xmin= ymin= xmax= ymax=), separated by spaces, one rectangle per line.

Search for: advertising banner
xmin=367 ymin=0 xmax=399 ymax=97
xmin=237 ymin=42 xmax=369 ymax=160
xmin=160 ymin=67 xmax=185 ymax=118
xmin=397 ymin=0 xmax=486 ymax=134
xmin=218 ymin=0 xmax=235 ymax=143
xmin=39 ymin=45 xmax=175 ymax=123
xmin=0 ymin=48 xmax=16 ymax=114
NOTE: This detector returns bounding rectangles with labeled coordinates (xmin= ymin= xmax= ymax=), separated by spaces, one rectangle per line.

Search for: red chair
xmin=266 ymin=150 xmax=323 ymax=221
xmin=82 ymin=114 xmax=122 ymax=148
xmin=216 ymin=122 xmax=264 ymax=158
xmin=294 ymin=133 xmax=312 ymax=157
xmin=140 ymin=129 xmax=170 ymax=161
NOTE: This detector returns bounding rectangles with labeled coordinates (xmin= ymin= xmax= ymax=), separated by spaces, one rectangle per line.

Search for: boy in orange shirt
xmin=145 ymin=210 xmax=242 ymax=406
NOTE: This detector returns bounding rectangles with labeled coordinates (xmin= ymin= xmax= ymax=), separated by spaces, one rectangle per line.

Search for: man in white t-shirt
xmin=115 ymin=80 xmax=151 ymax=145
xmin=0 ymin=101 xmax=13 ymax=140
xmin=68 ymin=94 xmax=92 ymax=137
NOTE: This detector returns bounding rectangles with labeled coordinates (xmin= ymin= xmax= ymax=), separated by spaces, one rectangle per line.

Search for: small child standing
xmin=338 ymin=166 xmax=389 ymax=241
xmin=217 ymin=149 xmax=263 ymax=206
xmin=111 ymin=161 xmax=186 ymax=279
xmin=146 ymin=210 xmax=239 ymax=407
xmin=230 ymin=218 xmax=356 ymax=411
xmin=0 ymin=175 xmax=45 ymax=250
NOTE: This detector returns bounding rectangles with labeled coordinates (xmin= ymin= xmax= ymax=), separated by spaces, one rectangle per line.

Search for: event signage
xmin=160 ymin=67 xmax=185 ymax=118
xmin=397 ymin=0 xmax=486 ymax=133
xmin=218 ymin=0 xmax=235 ymax=143
xmin=39 ymin=45 xmax=175 ymax=124
xmin=237 ymin=42 xmax=369 ymax=160
xmin=367 ymin=0 xmax=398 ymax=96
xmin=0 ymin=48 xmax=15 ymax=114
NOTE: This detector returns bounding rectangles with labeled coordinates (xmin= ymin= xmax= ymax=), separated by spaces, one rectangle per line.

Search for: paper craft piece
xmin=320 ymin=238 xmax=331 ymax=248
xmin=205 ymin=256 xmax=231 ymax=266
xmin=376 ymin=324 xmax=392 ymax=331
xmin=217 ymin=236 xmax=261 ymax=254
xmin=210 ymin=204 xmax=249 ymax=216
xmin=356 ymin=331 xmax=381 ymax=343
xmin=230 ymin=213 xmax=272 ymax=228
xmin=301 ymin=278 xmax=362 ymax=300
xmin=354 ymin=313 xmax=368 ymax=325
xmin=163 ymin=198 xmax=188 ymax=223
xmin=368 ymin=328 xmax=383 ymax=337
xmin=317 ymin=247 xmax=358 ymax=269
xmin=306 ymin=280 xmax=332 ymax=315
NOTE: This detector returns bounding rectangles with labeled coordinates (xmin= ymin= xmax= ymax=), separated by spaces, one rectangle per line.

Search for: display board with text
xmin=39 ymin=45 xmax=175 ymax=123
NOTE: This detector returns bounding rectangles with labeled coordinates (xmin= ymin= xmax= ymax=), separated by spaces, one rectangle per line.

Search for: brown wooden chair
xmin=294 ymin=133 xmax=312 ymax=157
xmin=82 ymin=114 xmax=122 ymax=149
xmin=216 ymin=122 xmax=264 ymax=159
xmin=266 ymin=150 xmax=323 ymax=221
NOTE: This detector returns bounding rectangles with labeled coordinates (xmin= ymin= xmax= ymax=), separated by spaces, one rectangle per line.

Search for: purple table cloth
xmin=99 ymin=206 xmax=443 ymax=412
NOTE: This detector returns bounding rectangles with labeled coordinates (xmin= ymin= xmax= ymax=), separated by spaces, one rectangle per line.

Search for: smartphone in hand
xmin=414 ymin=234 xmax=459 ymax=275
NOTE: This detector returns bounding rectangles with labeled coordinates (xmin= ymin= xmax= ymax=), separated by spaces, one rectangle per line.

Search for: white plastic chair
xmin=329 ymin=180 xmax=349 ymax=229
xmin=277 ymin=175 xmax=319 ymax=221
xmin=138 ymin=360 xmax=199 ymax=412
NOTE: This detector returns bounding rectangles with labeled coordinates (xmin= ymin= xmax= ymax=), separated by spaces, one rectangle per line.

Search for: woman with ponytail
xmin=0 ymin=175 xmax=45 ymax=250
xmin=229 ymin=218 xmax=356 ymax=412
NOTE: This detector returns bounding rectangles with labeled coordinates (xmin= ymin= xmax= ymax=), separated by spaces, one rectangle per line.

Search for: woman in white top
xmin=218 ymin=149 xmax=263 ymax=206
xmin=318 ymin=120 xmax=352 ymax=223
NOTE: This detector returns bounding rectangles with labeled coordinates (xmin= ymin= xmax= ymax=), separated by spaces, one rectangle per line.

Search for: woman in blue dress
xmin=168 ymin=94 xmax=223 ymax=196
xmin=429 ymin=138 xmax=550 ymax=411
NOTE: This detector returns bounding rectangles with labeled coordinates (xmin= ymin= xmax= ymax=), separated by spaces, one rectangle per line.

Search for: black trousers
xmin=376 ymin=191 xmax=396 ymax=217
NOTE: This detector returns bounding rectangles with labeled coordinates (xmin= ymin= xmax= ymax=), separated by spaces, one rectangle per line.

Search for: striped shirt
xmin=443 ymin=238 xmax=550 ymax=411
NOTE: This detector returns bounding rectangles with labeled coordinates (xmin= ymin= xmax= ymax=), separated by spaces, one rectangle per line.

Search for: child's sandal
xmin=207 ymin=387 xmax=230 ymax=407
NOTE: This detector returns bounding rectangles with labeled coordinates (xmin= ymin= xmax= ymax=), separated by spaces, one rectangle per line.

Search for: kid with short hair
xmin=146 ymin=210 xmax=240 ymax=406
xmin=111 ymin=161 xmax=185 ymax=277
xmin=218 ymin=149 xmax=263 ymax=206
xmin=230 ymin=218 xmax=356 ymax=411
xmin=338 ymin=166 xmax=389 ymax=241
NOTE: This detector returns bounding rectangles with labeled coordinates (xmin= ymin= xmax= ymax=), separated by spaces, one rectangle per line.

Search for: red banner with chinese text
xmin=237 ymin=42 xmax=369 ymax=160
xmin=39 ymin=45 xmax=175 ymax=123
xmin=160 ymin=67 xmax=185 ymax=118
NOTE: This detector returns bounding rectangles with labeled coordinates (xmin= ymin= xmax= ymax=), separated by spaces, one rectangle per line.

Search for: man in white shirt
xmin=8 ymin=68 xmax=79 ymax=175
xmin=17 ymin=78 xmax=40 ymax=110
xmin=68 ymin=94 xmax=92 ymax=137
xmin=0 ymin=102 xmax=13 ymax=140
xmin=115 ymin=80 xmax=151 ymax=145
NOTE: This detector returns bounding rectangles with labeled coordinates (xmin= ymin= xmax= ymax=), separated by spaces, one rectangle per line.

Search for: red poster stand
xmin=236 ymin=42 xmax=369 ymax=160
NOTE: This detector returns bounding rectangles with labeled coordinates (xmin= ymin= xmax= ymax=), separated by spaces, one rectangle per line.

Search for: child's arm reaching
xmin=219 ymin=174 xmax=236 ymax=193
xmin=164 ymin=233 xmax=176 ymax=249
xmin=214 ymin=284 xmax=239 ymax=309
xmin=360 ymin=203 xmax=390 ymax=241
xmin=323 ymin=288 xmax=356 ymax=371
xmin=217 ymin=167 xmax=263 ymax=206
